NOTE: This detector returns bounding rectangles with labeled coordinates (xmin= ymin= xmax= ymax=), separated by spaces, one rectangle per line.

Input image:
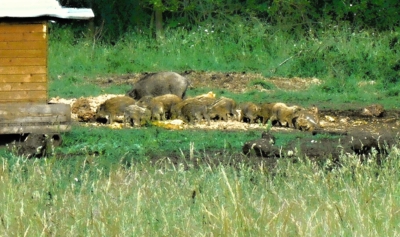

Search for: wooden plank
xmin=0 ymin=58 xmax=46 ymax=66
xmin=0 ymin=74 xmax=46 ymax=83
xmin=0 ymin=103 xmax=71 ymax=134
xmin=0 ymin=41 xmax=46 ymax=50
xmin=0 ymin=50 xmax=46 ymax=58
xmin=0 ymin=124 xmax=70 ymax=134
xmin=0 ymin=103 xmax=70 ymax=116
xmin=0 ymin=82 xmax=47 ymax=91
xmin=0 ymin=66 xmax=46 ymax=74
xmin=0 ymin=24 xmax=46 ymax=33
xmin=0 ymin=114 xmax=71 ymax=126
xmin=0 ymin=91 xmax=47 ymax=102
xmin=0 ymin=33 xmax=46 ymax=42
xmin=0 ymin=103 xmax=70 ymax=121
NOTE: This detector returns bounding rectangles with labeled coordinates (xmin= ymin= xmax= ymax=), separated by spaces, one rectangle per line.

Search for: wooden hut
xmin=0 ymin=0 xmax=93 ymax=135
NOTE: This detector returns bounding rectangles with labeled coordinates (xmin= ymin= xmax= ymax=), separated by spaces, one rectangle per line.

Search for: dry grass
xmin=1 ymin=145 xmax=400 ymax=236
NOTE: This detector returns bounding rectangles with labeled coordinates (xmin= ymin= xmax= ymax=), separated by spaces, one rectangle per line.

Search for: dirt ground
xmin=54 ymin=71 xmax=400 ymax=134
xmin=48 ymin=71 xmax=400 ymax=162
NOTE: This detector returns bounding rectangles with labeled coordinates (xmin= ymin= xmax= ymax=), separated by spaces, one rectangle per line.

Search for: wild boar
xmin=96 ymin=96 xmax=136 ymax=124
xmin=148 ymin=94 xmax=182 ymax=120
xmin=135 ymin=95 xmax=154 ymax=108
xmin=208 ymin=97 xmax=237 ymax=121
xmin=139 ymin=94 xmax=183 ymax=121
xmin=126 ymin=72 xmax=189 ymax=100
xmin=171 ymin=96 xmax=216 ymax=120
xmin=239 ymin=102 xmax=261 ymax=123
xmin=181 ymin=101 xmax=211 ymax=126
xmin=271 ymin=103 xmax=303 ymax=128
xmin=148 ymin=100 xmax=165 ymax=121
xmin=124 ymin=104 xmax=151 ymax=127
xmin=259 ymin=102 xmax=275 ymax=125
xmin=294 ymin=105 xmax=320 ymax=131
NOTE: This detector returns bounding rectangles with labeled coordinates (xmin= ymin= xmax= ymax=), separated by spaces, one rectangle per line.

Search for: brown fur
xmin=96 ymin=96 xmax=136 ymax=124
xmin=259 ymin=103 xmax=276 ymax=125
xmin=126 ymin=72 xmax=189 ymax=99
xmin=148 ymin=100 xmax=165 ymax=121
xmin=239 ymin=102 xmax=261 ymax=123
xmin=295 ymin=105 xmax=320 ymax=131
xmin=208 ymin=97 xmax=237 ymax=121
xmin=124 ymin=104 xmax=151 ymax=126
xmin=153 ymin=94 xmax=182 ymax=119
xmin=171 ymin=96 xmax=216 ymax=120
xmin=181 ymin=102 xmax=211 ymax=125
xmin=135 ymin=95 xmax=153 ymax=107
xmin=271 ymin=103 xmax=303 ymax=128
xmin=141 ymin=94 xmax=183 ymax=121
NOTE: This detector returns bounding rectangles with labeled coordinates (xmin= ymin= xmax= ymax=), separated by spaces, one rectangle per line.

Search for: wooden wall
xmin=0 ymin=21 xmax=47 ymax=103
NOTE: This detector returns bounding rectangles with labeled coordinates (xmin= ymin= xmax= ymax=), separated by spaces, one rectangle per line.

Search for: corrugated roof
xmin=0 ymin=0 xmax=94 ymax=19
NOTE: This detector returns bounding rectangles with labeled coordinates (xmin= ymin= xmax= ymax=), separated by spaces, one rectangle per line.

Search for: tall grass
xmin=1 ymin=145 xmax=400 ymax=236
xmin=31 ymin=20 xmax=400 ymax=236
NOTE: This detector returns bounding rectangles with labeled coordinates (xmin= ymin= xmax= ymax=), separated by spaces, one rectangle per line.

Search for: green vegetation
xmin=1 ymin=144 xmax=400 ymax=235
xmin=4 ymin=1 xmax=399 ymax=235
xmin=59 ymin=0 xmax=399 ymax=42
xmin=48 ymin=20 xmax=399 ymax=108
xmin=55 ymin=126 xmax=259 ymax=162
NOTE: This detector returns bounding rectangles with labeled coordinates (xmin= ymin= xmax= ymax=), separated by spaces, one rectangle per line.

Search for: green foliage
xmin=57 ymin=0 xmax=399 ymax=43
xmin=48 ymin=8 xmax=399 ymax=107
xmin=50 ymin=22 xmax=399 ymax=87
xmin=49 ymin=75 xmax=101 ymax=98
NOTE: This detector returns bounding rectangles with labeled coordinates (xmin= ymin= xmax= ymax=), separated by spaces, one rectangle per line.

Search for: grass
xmin=55 ymin=125 xmax=265 ymax=162
xmin=1 ymin=142 xmax=400 ymax=235
xmin=48 ymin=22 xmax=400 ymax=107
xmin=5 ymin=20 xmax=397 ymax=235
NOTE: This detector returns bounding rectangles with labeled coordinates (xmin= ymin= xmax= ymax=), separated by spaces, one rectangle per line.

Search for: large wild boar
xmin=126 ymin=72 xmax=189 ymax=100
xmin=96 ymin=96 xmax=136 ymax=124
xmin=239 ymin=102 xmax=261 ymax=123
xmin=208 ymin=97 xmax=237 ymax=121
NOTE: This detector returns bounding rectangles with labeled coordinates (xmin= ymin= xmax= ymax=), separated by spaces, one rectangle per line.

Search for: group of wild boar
xmin=95 ymin=72 xmax=320 ymax=131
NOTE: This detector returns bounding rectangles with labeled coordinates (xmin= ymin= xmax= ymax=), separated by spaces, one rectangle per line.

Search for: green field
xmin=2 ymin=146 xmax=400 ymax=235
xmin=1 ymin=14 xmax=400 ymax=235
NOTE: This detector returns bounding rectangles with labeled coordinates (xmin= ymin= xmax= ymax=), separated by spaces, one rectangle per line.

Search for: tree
xmin=140 ymin=0 xmax=180 ymax=40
